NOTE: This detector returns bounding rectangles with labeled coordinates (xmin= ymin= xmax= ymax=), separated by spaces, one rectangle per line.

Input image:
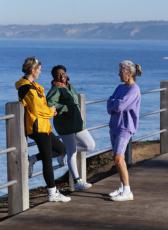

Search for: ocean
xmin=0 ymin=39 xmax=168 ymax=196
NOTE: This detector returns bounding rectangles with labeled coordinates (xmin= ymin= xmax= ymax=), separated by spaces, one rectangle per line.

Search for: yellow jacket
xmin=15 ymin=77 xmax=54 ymax=135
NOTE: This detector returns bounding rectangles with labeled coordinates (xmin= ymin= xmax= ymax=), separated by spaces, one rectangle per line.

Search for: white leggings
xmin=60 ymin=129 xmax=95 ymax=179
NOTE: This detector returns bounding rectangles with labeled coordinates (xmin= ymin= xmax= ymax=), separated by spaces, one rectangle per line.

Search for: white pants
xmin=60 ymin=129 xmax=95 ymax=179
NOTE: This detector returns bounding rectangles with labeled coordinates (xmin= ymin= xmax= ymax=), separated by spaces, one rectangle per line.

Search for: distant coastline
xmin=1 ymin=21 xmax=168 ymax=40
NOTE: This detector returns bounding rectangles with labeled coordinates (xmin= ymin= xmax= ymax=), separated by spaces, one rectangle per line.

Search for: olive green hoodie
xmin=46 ymin=83 xmax=85 ymax=135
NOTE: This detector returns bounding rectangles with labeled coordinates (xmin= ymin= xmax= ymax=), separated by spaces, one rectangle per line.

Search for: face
xmin=119 ymin=67 xmax=131 ymax=83
xmin=32 ymin=65 xmax=41 ymax=80
xmin=56 ymin=69 xmax=68 ymax=84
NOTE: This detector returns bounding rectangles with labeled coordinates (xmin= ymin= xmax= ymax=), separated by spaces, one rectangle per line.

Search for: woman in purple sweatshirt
xmin=107 ymin=60 xmax=142 ymax=201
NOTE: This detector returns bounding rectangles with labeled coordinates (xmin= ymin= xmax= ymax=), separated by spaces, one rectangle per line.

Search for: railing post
xmin=69 ymin=94 xmax=87 ymax=191
xmin=78 ymin=94 xmax=87 ymax=181
xmin=6 ymin=102 xmax=29 ymax=215
xmin=160 ymin=81 xmax=168 ymax=154
xmin=125 ymin=138 xmax=132 ymax=167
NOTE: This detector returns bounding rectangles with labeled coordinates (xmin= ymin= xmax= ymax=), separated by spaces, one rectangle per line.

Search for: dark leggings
xmin=29 ymin=132 xmax=66 ymax=188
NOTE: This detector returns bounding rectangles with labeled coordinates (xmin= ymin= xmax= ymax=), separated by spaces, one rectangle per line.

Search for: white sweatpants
xmin=60 ymin=129 xmax=95 ymax=179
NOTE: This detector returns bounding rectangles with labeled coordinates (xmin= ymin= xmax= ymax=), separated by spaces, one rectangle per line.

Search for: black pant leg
xmin=35 ymin=132 xmax=66 ymax=160
xmin=29 ymin=133 xmax=55 ymax=188
xmin=51 ymin=132 xmax=66 ymax=157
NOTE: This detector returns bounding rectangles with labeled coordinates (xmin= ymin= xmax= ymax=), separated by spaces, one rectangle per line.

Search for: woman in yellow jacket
xmin=15 ymin=57 xmax=71 ymax=202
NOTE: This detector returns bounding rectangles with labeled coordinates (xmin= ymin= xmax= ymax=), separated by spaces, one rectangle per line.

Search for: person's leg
xmin=28 ymin=136 xmax=42 ymax=178
xmin=50 ymin=132 xmax=66 ymax=166
xmin=75 ymin=129 xmax=95 ymax=190
xmin=60 ymin=133 xmax=79 ymax=179
xmin=76 ymin=129 xmax=95 ymax=152
xmin=30 ymin=129 xmax=95 ymax=176
xmin=31 ymin=133 xmax=56 ymax=188
xmin=114 ymin=132 xmax=131 ymax=186
xmin=114 ymin=155 xmax=129 ymax=187
xmin=30 ymin=133 xmax=71 ymax=202
xmin=61 ymin=133 xmax=92 ymax=190
xmin=111 ymin=155 xmax=133 ymax=201
xmin=29 ymin=133 xmax=66 ymax=176
xmin=109 ymin=131 xmax=124 ymax=196
xmin=50 ymin=132 xmax=66 ymax=156
xmin=35 ymin=132 xmax=66 ymax=159
xmin=109 ymin=132 xmax=133 ymax=201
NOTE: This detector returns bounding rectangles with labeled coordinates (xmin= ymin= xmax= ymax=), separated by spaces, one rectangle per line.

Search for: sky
xmin=0 ymin=0 xmax=168 ymax=25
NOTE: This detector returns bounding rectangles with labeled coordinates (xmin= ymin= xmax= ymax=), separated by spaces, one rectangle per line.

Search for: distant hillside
xmin=1 ymin=21 xmax=168 ymax=40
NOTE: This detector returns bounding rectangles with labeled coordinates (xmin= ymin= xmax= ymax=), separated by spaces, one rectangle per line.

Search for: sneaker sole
xmin=110 ymin=197 xmax=134 ymax=201
xmin=109 ymin=192 xmax=120 ymax=197
xmin=49 ymin=198 xmax=71 ymax=202
xmin=75 ymin=185 xmax=92 ymax=191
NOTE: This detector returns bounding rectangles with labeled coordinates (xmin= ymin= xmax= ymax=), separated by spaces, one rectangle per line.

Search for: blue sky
xmin=0 ymin=0 xmax=168 ymax=24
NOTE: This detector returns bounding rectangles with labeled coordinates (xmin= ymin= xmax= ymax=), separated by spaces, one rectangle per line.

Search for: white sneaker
xmin=28 ymin=155 xmax=37 ymax=178
xmin=48 ymin=190 xmax=71 ymax=202
xmin=74 ymin=179 xmax=92 ymax=191
xmin=109 ymin=187 xmax=123 ymax=197
xmin=110 ymin=191 xmax=134 ymax=201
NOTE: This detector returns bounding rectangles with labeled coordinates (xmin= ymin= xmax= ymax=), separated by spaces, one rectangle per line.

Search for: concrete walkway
xmin=0 ymin=153 xmax=168 ymax=230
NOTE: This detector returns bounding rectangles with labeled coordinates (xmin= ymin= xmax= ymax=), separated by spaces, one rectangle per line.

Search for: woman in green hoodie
xmin=47 ymin=65 xmax=95 ymax=190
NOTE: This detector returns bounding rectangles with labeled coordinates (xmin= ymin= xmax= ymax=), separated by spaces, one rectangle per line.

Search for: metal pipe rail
xmin=86 ymin=88 xmax=167 ymax=105
xmin=86 ymin=146 xmax=112 ymax=159
xmin=86 ymin=129 xmax=167 ymax=158
xmin=134 ymin=129 xmax=166 ymax=142
xmin=0 ymin=114 xmax=15 ymax=120
xmin=88 ymin=123 xmax=108 ymax=131
xmin=0 ymin=180 xmax=17 ymax=190
xmin=27 ymin=87 xmax=168 ymax=170
xmin=141 ymin=108 xmax=167 ymax=118
xmin=87 ymin=129 xmax=167 ymax=159
xmin=87 ymin=108 xmax=167 ymax=132
xmin=87 ymin=127 xmax=166 ymax=159
xmin=0 ymin=147 xmax=16 ymax=155
xmin=85 ymin=86 xmax=167 ymax=162
xmin=0 ymin=114 xmax=18 ymax=192
xmin=28 ymin=87 xmax=167 ymax=154
xmin=86 ymin=98 xmax=107 ymax=105
xmin=142 ymin=88 xmax=166 ymax=95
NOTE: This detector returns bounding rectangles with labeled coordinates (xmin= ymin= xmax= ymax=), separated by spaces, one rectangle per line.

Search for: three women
xmin=16 ymin=57 xmax=142 ymax=202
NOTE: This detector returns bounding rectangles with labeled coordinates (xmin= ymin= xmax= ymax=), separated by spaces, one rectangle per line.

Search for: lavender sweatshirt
xmin=107 ymin=83 xmax=141 ymax=134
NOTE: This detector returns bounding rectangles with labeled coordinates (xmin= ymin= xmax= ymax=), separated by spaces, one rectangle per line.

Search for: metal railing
xmin=28 ymin=85 xmax=167 ymax=183
xmin=84 ymin=86 xmax=168 ymax=165
xmin=0 ymin=115 xmax=17 ymax=192
xmin=1 ymin=81 xmax=168 ymax=216
xmin=87 ymin=87 xmax=167 ymax=146
xmin=0 ymin=102 xmax=29 ymax=215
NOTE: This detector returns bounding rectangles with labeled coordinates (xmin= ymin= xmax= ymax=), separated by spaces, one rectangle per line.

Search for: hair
xmin=120 ymin=60 xmax=142 ymax=80
xmin=51 ymin=65 xmax=67 ymax=79
xmin=22 ymin=57 xmax=41 ymax=75
xmin=135 ymin=64 xmax=142 ymax=76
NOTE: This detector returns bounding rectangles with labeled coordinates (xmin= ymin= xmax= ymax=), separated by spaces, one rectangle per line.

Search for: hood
xmin=15 ymin=77 xmax=31 ymax=90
